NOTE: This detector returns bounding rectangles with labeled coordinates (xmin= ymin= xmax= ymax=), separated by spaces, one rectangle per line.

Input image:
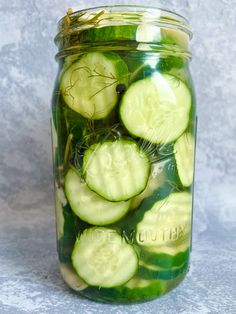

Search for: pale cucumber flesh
xmin=83 ymin=140 xmax=150 ymax=202
xmin=120 ymin=74 xmax=192 ymax=144
xmin=136 ymin=192 xmax=192 ymax=247
xmin=65 ymin=169 xmax=131 ymax=225
xmin=72 ymin=227 xmax=138 ymax=287
xmin=60 ymin=52 xmax=128 ymax=120
xmin=174 ymin=132 xmax=195 ymax=187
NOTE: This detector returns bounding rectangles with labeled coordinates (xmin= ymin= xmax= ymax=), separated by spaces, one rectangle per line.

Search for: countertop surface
xmin=0 ymin=0 xmax=236 ymax=313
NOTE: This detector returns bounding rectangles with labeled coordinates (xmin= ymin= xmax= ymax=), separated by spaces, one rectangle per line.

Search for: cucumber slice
xmin=65 ymin=169 xmax=131 ymax=225
xmin=136 ymin=23 xmax=189 ymax=49
xmin=60 ymin=52 xmax=128 ymax=120
xmin=55 ymin=187 xmax=67 ymax=239
xmin=136 ymin=192 xmax=192 ymax=247
xmin=55 ymin=189 xmax=90 ymax=264
xmin=81 ymin=273 xmax=186 ymax=303
xmin=72 ymin=227 xmax=138 ymax=287
xmin=60 ymin=263 xmax=88 ymax=291
xmin=51 ymin=102 xmax=68 ymax=173
xmin=57 ymin=204 xmax=76 ymax=264
xmin=120 ymin=74 xmax=192 ymax=144
xmin=162 ymin=28 xmax=189 ymax=50
xmin=144 ymin=241 xmax=190 ymax=256
xmin=79 ymin=23 xmax=186 ymax=46
xmin=174 ymin=132 xmax=195 ymax=187
xmin=79 ymin=25 xmax=138 ymax=43
xmin=82 ymin=275 xmax=166 ymax=302
xmin=83 ymin=140 xmax=150 ymax=202
xmin=141 ymin=246 xmax=190 ymax=269
xmin=136 ymin=24 xmax=161 ymax=43
xmin=130 ymin=164 xmax=165 ymax=210
xmin=79 ymin=25 xmax=185 ymax=46
xmin=51 ymin=118 xmax=58 ymax=164
xmin=138 ymin=261 xmax=188 ymax=280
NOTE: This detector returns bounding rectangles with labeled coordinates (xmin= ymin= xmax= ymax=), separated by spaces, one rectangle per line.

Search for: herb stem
xmin=64 ymin=133 xmax=73 ymax=166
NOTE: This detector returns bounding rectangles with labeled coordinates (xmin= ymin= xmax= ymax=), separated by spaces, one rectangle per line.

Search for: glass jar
xmin=51 ymin=5 xmax=196 ymax=304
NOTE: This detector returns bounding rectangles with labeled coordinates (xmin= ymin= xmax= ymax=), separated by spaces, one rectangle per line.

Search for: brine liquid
xmin=52 ymin=50 xmax=196 ymax=303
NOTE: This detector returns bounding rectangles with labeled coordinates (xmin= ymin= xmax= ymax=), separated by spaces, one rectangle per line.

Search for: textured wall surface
xmin=0 ymin=0 xmax=235 ymax=313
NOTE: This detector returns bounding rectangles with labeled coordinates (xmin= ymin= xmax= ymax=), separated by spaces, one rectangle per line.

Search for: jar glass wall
xmin=51 ymin=5 xmax=196 ymax=304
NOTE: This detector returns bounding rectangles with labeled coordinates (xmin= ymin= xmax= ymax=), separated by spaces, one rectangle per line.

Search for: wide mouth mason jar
xmin=51 ymin=5 xmax=196 ymax=304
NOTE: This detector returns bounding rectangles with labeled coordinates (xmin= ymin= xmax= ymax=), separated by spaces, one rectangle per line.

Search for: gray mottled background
xmin=0 ymin=0 xmax=236 ymax=313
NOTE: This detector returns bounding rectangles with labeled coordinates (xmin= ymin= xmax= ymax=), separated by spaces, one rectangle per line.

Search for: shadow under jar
xmin=51 ymin=5 xmax=196 ymax=304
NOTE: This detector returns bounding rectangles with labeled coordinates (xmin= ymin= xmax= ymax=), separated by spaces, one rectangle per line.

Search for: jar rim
xmin=55 ymin=5 xmax=192 ymax=59
xmin=57 ymin=5 xmax=192 ymax=37
xmin=58 ymin=5 xmax=189 ymax=22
